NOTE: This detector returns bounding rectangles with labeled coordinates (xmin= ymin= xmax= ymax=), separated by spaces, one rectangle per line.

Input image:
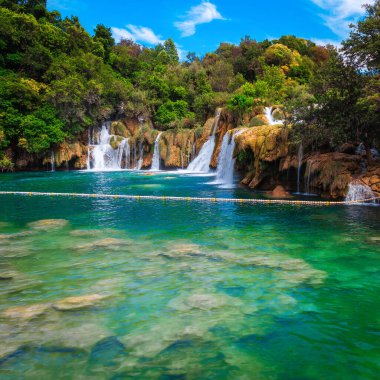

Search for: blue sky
xmin=47 ymin=0 xmax=373 ymax=58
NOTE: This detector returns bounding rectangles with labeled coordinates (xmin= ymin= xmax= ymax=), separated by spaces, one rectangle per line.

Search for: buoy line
xmin=0 ymin=191 xmax=379 ymax=206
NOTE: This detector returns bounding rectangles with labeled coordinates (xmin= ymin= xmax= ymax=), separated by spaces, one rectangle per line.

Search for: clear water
xmin=0 ymin=171 xmax=379 ymax=379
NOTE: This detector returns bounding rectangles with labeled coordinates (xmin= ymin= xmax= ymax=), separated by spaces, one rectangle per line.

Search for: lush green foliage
xmin=290 ymin=0 xmax=380 ymax=155
xmin=0 ymin=0 xmax=378 ymax=170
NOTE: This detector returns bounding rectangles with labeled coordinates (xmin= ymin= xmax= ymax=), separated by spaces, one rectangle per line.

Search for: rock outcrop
xmin=234 ymin=124 xmax=288 ymax=189
xmin=279 ymin=152 xmax=380 ymax=198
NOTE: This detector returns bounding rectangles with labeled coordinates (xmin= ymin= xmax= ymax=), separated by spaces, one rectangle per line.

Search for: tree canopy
xmin=0 ymin=0 xmax=379 ymax=170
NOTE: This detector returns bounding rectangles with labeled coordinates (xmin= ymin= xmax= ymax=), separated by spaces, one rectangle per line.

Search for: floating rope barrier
xmin=0 ymin=191 xmax=379 ymax=206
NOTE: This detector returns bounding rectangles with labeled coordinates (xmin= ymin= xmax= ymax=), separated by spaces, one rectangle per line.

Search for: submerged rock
xmin=163 ymin=243 xmax=203 ymax=258
xmin=0 ymin=271 xmax=18 ymax=280
xmin=27 ymin=219 xmax=69 ymax=230
xmin=75 ymin=238 xmax=130 ymax=252
xmin=0 ymin=246 xmax=31 ymax=258
xmin=187 ymin=294 xmax=226 ymax=310
xmin=69 ymin=229 xmax=103 ymax=237
xmin=0 ymin=231 xmax=34 ymax=240
xmin=2 ymin=303 xmax=50 ymax=320
xmin=89 ymin=336 xmax=127 ymax=367
xmin=53 ymin=294 xmax=108 ymax=311
xmin=169 ymin=292 xmax=236 ymax=312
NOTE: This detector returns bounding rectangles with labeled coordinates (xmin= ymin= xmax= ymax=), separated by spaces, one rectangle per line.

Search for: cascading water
xmin=50 ymin=150 xmax=55 ymax=172
xmin=304 ymin=160 xmax=314 ymax=194
xmin=345 ymin=182 xmax=376 ymax=203
xmin=212 ymin=129 xmax=245 ymax=188
xmin=135 ymin=116 xmax=144 ymax=170
xmin=136 ymin=141 xmax=143 ymax=170
xmin=116 ymin=138 xmax=130 ymax=169
xmin=187 ymin=110 xmax=221 ymax=173
xmin=264 ymin=107 xmax=284 ymax=126
xmin=86 ymin=128 xmax=91 ymax=169
xmin=151 ymin=132 xmax=162 ymax=171
xmin=88 ymin=122 xmax=129 ymax=170
xmin=187 ymin=140 xmax=191 ymax=167
xmin=296 ymin=143 xmax=304 ymax=193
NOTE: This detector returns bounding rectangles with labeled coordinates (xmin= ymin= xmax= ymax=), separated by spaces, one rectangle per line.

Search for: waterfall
xmin=187 ymin=110 xmax=220 ymax=173
xmin=304 ymin=160 xmax=314 ymax=194
xmin=50 ymin=150 xmax=55 ymax=172
xmin=264 ymin=107 xmax=284 ymax=126
xmin=151 ymin=132 xmax=162 ymax=171
xmin=117 ymin=138 xmax=130 ymax=169
xmin=88 ymin=122 xmax=129 ymax=170
xmin=136 ymin=141 xmax=143 ymax=170
xmin=132 ymin=143 xmax=137 ymax=169
xmin=212 ymin=130 xmax=244 ymax=188
xmin=86 ymin=128 xmax=91 ymax=169
xmin=187 ymin=140 xmax=191 ymax=167
xmin=296 ymin=143 xmax=304 ymax=193
xmin=345 ymin=182 xmax=376 ymax=203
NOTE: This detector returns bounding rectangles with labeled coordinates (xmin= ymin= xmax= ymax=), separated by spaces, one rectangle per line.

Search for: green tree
xmin=94 ymin=24 xmax=114 ymax=62
xmin=155 ymin=100 xmax=194 ymax=128
xmin=343 ymin=0 xmax=380 ymax=70
xmin=163 ymin=38 xmax=179 ymax=64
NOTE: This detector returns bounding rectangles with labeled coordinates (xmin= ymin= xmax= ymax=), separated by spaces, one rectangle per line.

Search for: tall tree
xmin=94 ymin=24 xmax=114 ymax=62
xmin=343 ymin=0 xmax=380 ymax=70
xmin=163 ymin=38 xmax=179 ymax=64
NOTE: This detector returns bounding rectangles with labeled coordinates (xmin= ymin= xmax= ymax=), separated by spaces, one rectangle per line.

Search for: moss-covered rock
xmin=234 ymin=125 xmax=288 ymax=189
xmin=55 ymin=141 xmax=88 ymax=169
xmin=110 ymin=121 xmax=129 ymax=138
xmin=109 ymin=135 xmax=125 ymax=150
xmin=160 ymin=128 xmax=196 ymax=168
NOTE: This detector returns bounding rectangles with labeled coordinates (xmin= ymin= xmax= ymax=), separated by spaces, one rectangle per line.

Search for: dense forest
xmin=0 ymin=0 xmax=379 ymax=171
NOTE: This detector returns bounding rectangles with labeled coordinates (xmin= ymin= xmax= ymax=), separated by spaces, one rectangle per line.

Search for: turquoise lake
xmin=0 ymin=170 xmax=379 ymax=379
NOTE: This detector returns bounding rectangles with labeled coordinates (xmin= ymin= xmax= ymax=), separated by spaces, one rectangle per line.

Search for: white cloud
xmin=111 ymin=25 xmax=165 ymax=45
xmin=310 ymin=0 xmax=375 ymax=38
xmin=175 ymin=1 xmax=225 ymax=37
xmin=310 ymin=38 xmax=341 ymax=48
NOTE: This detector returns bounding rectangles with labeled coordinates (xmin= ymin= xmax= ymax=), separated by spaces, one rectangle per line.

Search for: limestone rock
xmin=53 ymin=294 xmax=108 ymax=311
xmin=163 ymin=243 xmax=203 ymax=258
xmin=75 ymin=237 xmax=130 ymax=251
xmin=27 ymin=219 xmax=69 ymax=230
xmin=110 ymin=121 xmax=129 ymax=138
xmin=235 ymin=125 xmax=288 ymax=189
xmin=2 ymin=303 xmax=50 ymax=320
xmin=271 ymin=185 xmax=291 ymax=198
xmin=0 ymin=271 xmax=18 ymax=280
xmin=109 ymin=135 xmax=126 ymax=150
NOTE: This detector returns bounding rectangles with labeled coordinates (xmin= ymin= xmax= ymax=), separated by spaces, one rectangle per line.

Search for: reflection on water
xmin=0 ymin=171 xmax=379 ymax=379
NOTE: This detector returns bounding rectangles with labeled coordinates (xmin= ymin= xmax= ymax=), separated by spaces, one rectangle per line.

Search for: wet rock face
xmin=235 ymin=125 xmax=289 ymax=189
xmin=360 ymin=165 xmax=380 ymax=195
xmin=278 ymin=152 xmax=380 ymax=198
xmin=160 ymin=129 xmax=197 ymax=169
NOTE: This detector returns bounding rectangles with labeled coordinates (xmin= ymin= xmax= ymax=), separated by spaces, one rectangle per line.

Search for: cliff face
xmin=234 ymin=125 xmax=288 ymax=189
xmin=278 ymin=152 xmax=380 ymax=198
